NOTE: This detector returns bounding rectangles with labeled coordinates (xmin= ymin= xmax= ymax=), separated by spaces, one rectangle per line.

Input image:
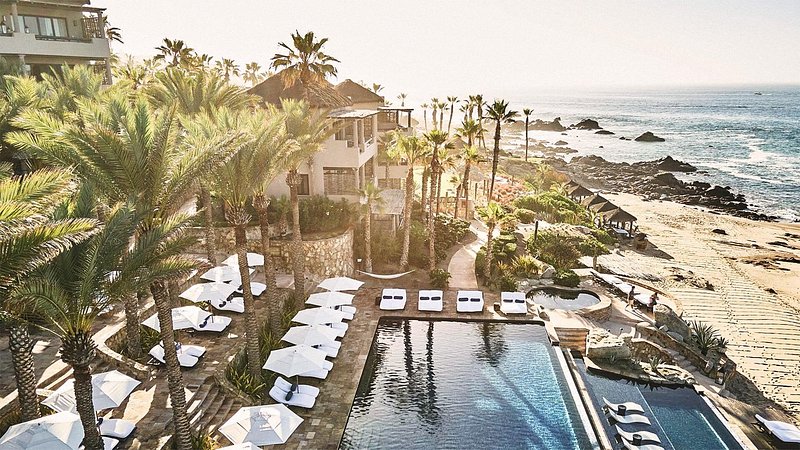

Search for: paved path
xmin=447 ymin=221 xmax=487 ymax=290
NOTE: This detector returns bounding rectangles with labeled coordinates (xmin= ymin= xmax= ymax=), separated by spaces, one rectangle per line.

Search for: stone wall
xmin=629 ymin=338 xmax=676 ymax=366
xmin=654 ymin=303 xmax=691 ymax=341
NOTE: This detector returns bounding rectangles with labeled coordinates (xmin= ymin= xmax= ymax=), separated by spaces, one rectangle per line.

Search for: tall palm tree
xmin=154 ymin=38 xmax=194 ymax=67
xmin=270 ymin=30 xmax=339 ymax=88
xmin=0 ymin=167 xmax=97 ymax=421
xmin=450 ymin=172 xmax=464 ymax=219
xmin=478 ymin=202 xmax=506 ymax=278
xmin=459 ymin=146 xmax=480 ymax=221
xmin=397 ymin=93 xmax=407 ymax=107
xmin=386 ymin=132 xmax=428 ymax=269
xmin=522 ymin=108 xmax=533 ymax=162
xmin=214 ymin=58 xmax=240 ymax=82
xmin=420 ymin=102 xmax=429 ymax=131
xmin=370 ymin=83 xmax=383 ymax=94
xmin=423 ymin=130 xmax=448 ymax=271
xmin=244 ymin=62 xmax=265 ymax=87
xmin=360 ymin=183 xmax=383 ymax=272
xmin=434 ymin=146 xmax=456 ymax=215
xmin=474 ymin=94 xmax=485 ymax=147
xmin=437 ymin=101 xmax=447 ymax=134
xmin=446 ymin=96 xmax=458 ymax=134
xmin=485 ymin=99 xmax=519 ymax=200
xmin=273 ymin=99 xmax=334 ymax=298
xmin=430 ymin=98 xmax=439 ymax=130
xmin=455 ymin=118 xmax=483 ymax=148
xmin=9 ymin=93 xmax=241 ymax=450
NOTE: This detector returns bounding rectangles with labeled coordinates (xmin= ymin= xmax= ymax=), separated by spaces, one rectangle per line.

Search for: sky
xmin=95 ymin=0 xmax=800 ymax=102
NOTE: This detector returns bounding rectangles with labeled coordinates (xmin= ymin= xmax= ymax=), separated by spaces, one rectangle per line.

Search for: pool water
xmin=528 ymin=288 xmax=601 ymax=310
xmin=339 ymin=319 xmax=593 ymax=449
xmin=575 ymin=359 xmax=744 ymax=450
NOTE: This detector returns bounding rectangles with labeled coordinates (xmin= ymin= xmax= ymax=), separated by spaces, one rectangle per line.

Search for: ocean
xmin=504 ymin=87 xmax=800 ymax=221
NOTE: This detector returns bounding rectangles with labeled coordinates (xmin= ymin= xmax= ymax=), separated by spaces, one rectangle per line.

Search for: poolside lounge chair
xmin=333 ymin=305 xmax=357 ymax=315
xmin=418 ymin=290 xmax=444 ymax=312
xmin=210 ymin=296 xmax=245 ymax=313
xmin=329 ymin=322 xmax=348 ymax=335
xmin=274 ymin=376 xmax=320 ymax=397
xmin=500 ymin=292 xmax=528 ymax=314
xmin=268 ymin=385 xmax=316 ymax=408
xmin=149 ymin=345 xmax=199 ymax=368
xmin=456 ymin=290 xmax=484 ymax=313
xmin=380 ymin=288 xmax=407 ymax=310
xmin=615 ymin=425 xmax=661 ymax=444
xmin=621 ymin=442 xmax=664 ymax=450
xmin=103 ymin=436 xmax=120 ymax=450
xmin=99 ymin=418 xmax=136 ymax=440
xmin=755 ymin=414 xmax=800 ymax=444
xmin=606 ymin=409 xmax=651 ymax=425
xmin=298 ymin=360 xmax=333 ymax=379
xmin=236 ymin=282 xmax=267 ymax=297
xmin=603 ymin=397 xmax=645 ymax=414
xmin=193 ymin=315 xmax=231 ymax=332
xmin=326 ymin=307 xmax=353 ymax=321
xmin=315 ymin=342 xmax=340 ymax=358
xmin=156 ymin=341 xmax=206 ymax=358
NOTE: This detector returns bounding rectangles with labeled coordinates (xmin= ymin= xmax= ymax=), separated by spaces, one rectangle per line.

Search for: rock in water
xmin=635 ymin=131 xmax=665 ymax=142
xmin=595 ymin=130 xmax=615 ymax=135
xmin=656 ymin=156 xmax=697 ymax=172
xmin=529 ymin=117 xmax=567 ymax=132
xmin=554 ymin=140 xmax=568 ymax=146
xmin=571 ymin=118 xmax=602 ymax=130
xmin=711 ymin=228 xmax=728 ymax=235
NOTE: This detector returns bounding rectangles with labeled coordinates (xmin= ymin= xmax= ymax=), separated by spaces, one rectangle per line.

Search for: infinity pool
xmin=339 ymin=319 xmax=594 ymax=449
xmin=528 ymin=287 xmax=601 ymax=310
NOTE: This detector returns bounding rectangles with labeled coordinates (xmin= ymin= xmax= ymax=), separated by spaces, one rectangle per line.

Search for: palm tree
xmin=474 ymin=94 xmax=486 ymax=147
xmin=430 ymin=98 xmax=439 ymax=130
xmin=446 ymin=96 xmax=458 ymax=134
xmin=420 ymin=102 xmax=429 ymax=131
xmin=435 ymin=146 xmax=456 ymax=215
xmin=437 ymin=101 xmax=448 ymax=134
xmin=386 ymin=132 xmax=428 ymax=269
xmin=214 ymin=58 xmax=240 ymax=82
xmin=459 ymin=146 xmax=481 ymax=221
xmin=0 ymin=167 xmax=97 ymax=421
xmin=522 ymin=108 xmax=533 ymax=162
xmin=478 ymin=202 xmax=506 ymax=278
xmin=154 ymin=38 xmax=194 ymax=67
xmin=485 ymin=99 xmax=519 ymax=200
xmin=273 ymin=99 xmax=334 ymax=298
xmin=244 ymin=62 xmax=265 ymax=87
xmin=360 ymin=183 xmax=384 ymax=272
xmin=397 ymin=93 xmax=407 ymax=107
xmin=270 ymin=30 xmax=339 ymax=88
xmin=450 ymin=172 xmax=464 ymax=218
xmin=423 ymin=130 xmax=448 ymax=271
xmin=370 ymin=83 xmax=383 ymax=94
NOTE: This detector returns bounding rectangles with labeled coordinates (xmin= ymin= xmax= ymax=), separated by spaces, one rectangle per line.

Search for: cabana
xmin=605 ymin=208 xmax=638 ymax=234
xmin=567 ymin=184 xmax=593 ymax=202
xmin=582 ymin=193 xmax=607 ymax=208
xmin=589 ymin=201 xmax=618 ymax=225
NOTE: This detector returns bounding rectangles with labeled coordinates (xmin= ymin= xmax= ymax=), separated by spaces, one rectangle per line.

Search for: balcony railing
xmin=34 ymin=35 xmax=92 ymax=43
xmin=81 ymin=16 xmax=103 ymax=39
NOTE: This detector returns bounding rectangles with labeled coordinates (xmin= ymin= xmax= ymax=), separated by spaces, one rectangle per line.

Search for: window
xmin=21 ymin=15 xmax=68 ymax=38
xmin=323 ymin=168 xmax=357 ymax=196
xmin=298 ymin=174 xmax=310 ymax=196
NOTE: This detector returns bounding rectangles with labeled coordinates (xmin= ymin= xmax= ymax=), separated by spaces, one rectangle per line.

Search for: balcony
xmin=0 ymin=31 xmax=110 ymax=59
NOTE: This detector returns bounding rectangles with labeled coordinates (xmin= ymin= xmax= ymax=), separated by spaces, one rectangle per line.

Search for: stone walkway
xmin=446 ymin=221 xmax=487 ymax=290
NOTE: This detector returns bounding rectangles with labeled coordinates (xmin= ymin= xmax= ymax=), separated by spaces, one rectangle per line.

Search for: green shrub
xmin=689 ymin=320 xmax=720 ymax=356
xmin=514 ymin=191 xmax=588 ymax=225
xmin=514 ymin=208 xmax=537 ymax=223
xmin=190 ymin=431 xmax=218 ymax=450
xmin=512 ymin=254 xmax=541 ymax=278
xmin=576 ymin=236 xmax=608 ymax=257
xmin=528 ymin=231 xmax=582 ymax=270
xmin=591 ymin=228 xmax=615 ymax=246
xmin=553 ymin=269 xmax=580 ymax=287
xmin=429 ymin=268 xmax=451 ymax=289
xmin=408 ymin=221 xmax=430 ymax=268
xmin=297 ymin=196 xmax=357 ymax=233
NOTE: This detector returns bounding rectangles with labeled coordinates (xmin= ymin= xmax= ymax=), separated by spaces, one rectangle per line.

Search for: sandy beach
xmin=590 ymin=191 xmax=800 ymax=419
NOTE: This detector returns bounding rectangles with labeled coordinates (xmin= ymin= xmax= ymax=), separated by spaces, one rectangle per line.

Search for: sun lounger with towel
xmin=274 ymin=376 xmax=320 ymax=397
xmin=418 ymin=290 xmax=444 ymax=312
xmin=755 ymin=414 xmax=800 ymax=444
xmin=456 ymin=290 xmax=484 ymax=313
xmin=315 ymin=343 xmax=340 ymax=358
xmin=268 ymin=385 xmax=316 ymax=408
xmin=210 ymin=296 xmax=245 ymax=313
xmin=149 ymin=345 xmax=199 ymax=368
xmin=298 ymin=360 xmax=333 ymax=379
xmin=615 ymin=425 xmax=661 ymax=444
xmin=603 ymin=397 xmax=645 ymax=414
xmin=193 ymin=315 xmax=231 ymax=332
xmin=500 ymin=292 xmax=527 ymax=314
xmin=380 ymin=288 xmax=407 ymax=310
xmin=606 ymin=409 xmax=651 ymax=425
xmin=236 ymin=282 xmax=267 ymax=297
xmin=333 ymin=305 xmax=357 ymax=315
xmin=99 ymin=418 xmax=136 ymax=440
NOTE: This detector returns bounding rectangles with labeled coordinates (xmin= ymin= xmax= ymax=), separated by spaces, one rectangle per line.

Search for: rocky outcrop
xmin=595 ymin=130 xmax=615 ymax=135
xmin=587 ymin=329 xmax=631 ymax=360
xmin=654 ymin=304 xmax=691 ymax=341
xmin=529 ymin=117 xmax=567 ymax=132
xmin=571 ymin=118 xmax=602 ymax=130
xmin=635 ymin=131 xmax=665 ymax=142
xmin=657 ymin=155 xmax=696 ymax=172
xmin=554 ymin=140 xmax=568 ymax=146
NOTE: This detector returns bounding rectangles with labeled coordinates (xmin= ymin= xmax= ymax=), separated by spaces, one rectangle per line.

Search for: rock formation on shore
xmin=529 ymin=117 xmax=567 ymax=132
xmin=570 ymin=118 xmax=602 ymax=130
xmin=595 ymin=130 xmax=615 ymax=135
xmin=635 ymin=131 xmax=666 ymax=142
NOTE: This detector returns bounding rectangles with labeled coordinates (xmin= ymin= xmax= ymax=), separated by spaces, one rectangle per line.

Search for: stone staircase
xmin=186 ymin=377 xmax=246 ymax=438
xmin=554 ymin=327 xmax=590 ymax=355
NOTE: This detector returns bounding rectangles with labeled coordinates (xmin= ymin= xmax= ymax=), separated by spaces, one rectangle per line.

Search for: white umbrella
xmin=218 ymin=404 xmax=302 ymax=446
xmin=263 ymin=344 xmax=327 ymax=376
xmin=141 ymin=305 xmax=211 ymax=331
xmin=222 ymin=253 xmax=265 ymax=267
xmin=200 ymin=265 xmax=255 ymax=283
xmin=0 ymin=411 xmax=84 ymax=450
xmin=317 ymin=276 xmax=363 ymax=292
xmin=179 ymin=282 xmax=238 ymax=303
xmin=306 ymin=291 xmax=354 ymax=307
xmin=42 ymin=370 xmax=141 ymax=413
xmin=281 ymin=325 xmax=339 ymax=347
xmin=291 ymin=307 xmax=348 ymax=326
xmin=217 ymin=443 xmax=260 ymax=450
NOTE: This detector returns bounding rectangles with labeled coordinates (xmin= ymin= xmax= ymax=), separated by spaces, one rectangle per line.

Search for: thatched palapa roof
xmin=606 ymin=208 xmax=637 ymax=224
xmin=590 ymin=201 xmax=618 ymax=214
xmin=249 ymin=72 xmax=353 ymax=109
xmin=567 ymin=184 xmax=593 ymax=198
xmin=335 ymin=79 xmax=385 ymax=104
xmin=582 ymin=193 xmax=607 ymax=207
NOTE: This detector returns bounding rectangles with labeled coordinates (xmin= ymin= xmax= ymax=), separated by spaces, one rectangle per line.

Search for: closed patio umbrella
xmin=306 ymin=291 xmax=354 ymax=307
xmin=42 ymin=370 xmax=141 ymax=413
xmin=317 ymin=276 xmax=363 ymax=292
xmin=291 ymin=307 xmax=348 ymax=326
xmin=218 ymin=405 xmax=302 ymax=446
xmin=222 ymin=253 xmax=265 ymax=267
xmin=282 ymin=325 xmax=339 ymax=347
xmin=179 ymin=282 xmax=238 ymax=303
xmin=141 ymin=305 xmax=211 ymax=331
xmin=200 ymin=265 xmax=255 ymax=283
xmin=263 ymin=344 xmax=328 ymax=377
xmin=0 ymin=411 xmax=84 ymax=450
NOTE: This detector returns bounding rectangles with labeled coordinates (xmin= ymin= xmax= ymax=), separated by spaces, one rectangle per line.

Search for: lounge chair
xmin=615 ymin=425 xmax=661 ymax=444
xmin=325 ymin=307 xmax=353 ymax=321
xmin=418 ymin=290 xmax=444 ymax=312
xmin=621 ymin=442 xmax=664 ymax=450
xmin=755 ymin=414 xmax=800 ymax=444
xmin=268 ymin=385 xmax=315 ymax=408
xmin=103 ymin=437 xmax=120 ymax=450
xmin=210 ymin=297 xmax=245 ymax=313
xmin=603 ymin=397 xmax=645 ymax=414
xmin=606 ymin=409 xmax=651 ymax=425
xmin=500 ymin=292 xmax=527 ymax=314
xmin=328 ymin=322 xmax=348 ymax=335
xmin=193 ymin=315 xmax=231 ymax=332
xmin=456 ymin=290 xmax=484 ymax=313
xmin=149 ymin=345 xmax=199 ymax=368
xmin=157 ymin=342 xmax=206 ymax=358
xmin=380 ymin=288 xmax=407 ymax=310
xmin=299 ymin=360 xmax=333 ymax=379
xmin=334 ymin=305 xmax=357 ymax=315
xmin=314 ymin=343 xmax=340 ymax=358
xmin=236 ymin=282 xmax=267 ymax=296
xmin=274 ymin=376 xmax=320 ymax=397
xmin=99 ymin=418 xmax=136 ymax=440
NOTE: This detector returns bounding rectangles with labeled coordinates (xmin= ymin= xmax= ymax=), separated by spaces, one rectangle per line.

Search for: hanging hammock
xmin=356 ymin=270 xmax=415 ymax=280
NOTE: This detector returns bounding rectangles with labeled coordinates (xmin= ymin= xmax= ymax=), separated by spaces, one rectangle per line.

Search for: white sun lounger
xmin=315 ymin=343 xmax=339 ymax=358
xmin=99 ymin=418 xmax=136 ymax=439
xmin=456 ymin=290 xmax=484 ymax=313
xmin=210 ymin=296 xmax=245 ymax=313
xmin=157 ymin=342 xmax=206 ymax=358
xmin=380 ymin=288 xmax=407 ymax=310
xmin=193 ymin=315 xmax=231 ymax=332
xmin=333 ymin=305 xmax=357 ymax=315
xmin=236 ymin=282 xmax=267 ymax=296
xmin=103 ymin=436 xmax=120 ymax=450
xmin=621 ymin=442 xmax=664 ymax=450
xmin=149 ymin=345 xmax=199 ymax=368
xmin=500 ymin=292 xmax=528 ymax=314
xmin=606 ymin=409 xmax=651 ymax=425
xmin=268 ymin=385 xmax=315 ymax=408
xmin=274 ymin=376 xmax=320 ymax=397
xmin=298 ymin=360 xmax=333 ymax=379
xmin=323 ymin=307 xmax=353 ymax=321
xmin=756 ymin=414 xmax=800 ymax=443
xmin=603 ymin=397 xmax=645 ymax=414
xmin=418 ymin=290 xmax=444 ymax=312
xmin=328 ymin=322 xmax=348 ymax=335
xmin=615 ymin=425 xmax=661 ymax=444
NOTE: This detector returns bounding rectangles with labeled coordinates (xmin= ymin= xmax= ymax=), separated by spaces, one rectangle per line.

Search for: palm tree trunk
xmin=253 ymin=195 xmax=280 ymax=335
xmin=364 ymin=205 xmax=373 ymax=272
xmin=150 ymin=281 xmax=192 ymax=450
xmin=427 ymin=166 xmax=438 ymax=271
xmin=484 ymin=224 xmax=495 ymax=278
xmin=489 ymin=121 xmax=501 ymax=200
xmin=435 ymin=171 xmax=443 ymax=215
xmin=423 ymin=110 xmax=428 ymax=131
xmin=69 ymin=348 xmax=102 ymax=450
xmin=454 ymin=185 xmax=461 ymax=219
xmin=400 ymin=166 xmax=414 ymax=269
xmin=8 ymin=324 xmax=40 ymax=421
xmin=168 ymin=280 xmax=181 ymax=309
xmin=525 ymin=117 xmax=530 ymax=162
xmin=420 ymin=169 xmax=429 ymax=213
xmin=463 ymin=162 xmax=472 ymax=221
xmin=286 ymin=170 xmax=305 ymax=299
xmin=123 ymin=293 xmax=142 ymax=359
xmin=233 ymin=224 xmax=262 ymax=379
xmin=447 ymin=107 xmax=454 ymax=134
xmin=200 ymin=186 xmax=217 ymax=265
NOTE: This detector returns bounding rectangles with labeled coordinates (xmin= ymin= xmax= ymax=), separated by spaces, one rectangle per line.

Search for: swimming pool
xmin=528 ymin=287 xmax=601 ymax=310
xmin=575 ymin=358 xmax=745 ymax=450
xmin=339 ymin=319 xmax=595 ymax=449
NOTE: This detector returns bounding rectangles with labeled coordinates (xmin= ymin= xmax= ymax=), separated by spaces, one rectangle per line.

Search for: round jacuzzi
xmin=527 ymin=287 xmax=601 ymax=310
